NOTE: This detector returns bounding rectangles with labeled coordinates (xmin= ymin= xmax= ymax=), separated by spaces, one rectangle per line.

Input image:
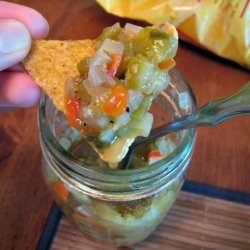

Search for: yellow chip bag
xmin=96 ymin=0 xmax=250 ymax=69
xmin=23 ymin=40 xmax=94 ymax=112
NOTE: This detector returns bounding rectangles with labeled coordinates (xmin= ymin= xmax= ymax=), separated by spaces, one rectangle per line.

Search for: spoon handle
xmin=187 ymin=81 xmax=250 ymax=126
xmin=122 ymin=82 xmax=250 ymax=169
xmin=136 ymin=82 xmax=250 ymax=146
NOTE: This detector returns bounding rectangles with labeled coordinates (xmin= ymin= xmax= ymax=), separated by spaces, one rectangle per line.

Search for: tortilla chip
xmin=23 ymin=40 xmax=94 ymax=112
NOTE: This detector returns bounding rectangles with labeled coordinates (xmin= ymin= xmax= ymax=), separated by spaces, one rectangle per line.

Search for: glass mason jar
xmin=38 ymin=69 xmax=196 ymax=247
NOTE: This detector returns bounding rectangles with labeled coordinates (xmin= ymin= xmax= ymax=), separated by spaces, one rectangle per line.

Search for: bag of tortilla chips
xmin=96 ymin=0 xmax=250 ymax=69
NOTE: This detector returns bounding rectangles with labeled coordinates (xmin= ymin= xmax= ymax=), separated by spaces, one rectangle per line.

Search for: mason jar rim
xmin=38 ymin=69 xmax=197 ymax=188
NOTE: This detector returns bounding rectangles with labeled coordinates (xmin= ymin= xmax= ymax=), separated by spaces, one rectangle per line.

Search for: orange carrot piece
xmin=53 ymin=182 xmax=69 ymax=200
xmin=66 ymin=99 xmax=80 ymax=126
xmin=102 ymin=85 xmax=128 ymax=117
xmin=159 ymin=58 xmax=176 ymax=71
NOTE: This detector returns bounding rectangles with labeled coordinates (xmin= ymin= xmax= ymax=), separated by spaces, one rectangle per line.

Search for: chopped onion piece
xmin=65 ymin=77 xmax=78 ymax=99
xmin=88 ymin=65 xmax=115 ymax=86
xmin=124 ymin=23 xmax=142 ymax=35
xmin=81 ymin=107 xmax=93 ymax=118
xmin=59 ymin=138 xmax=71 ymax=150
xmin=155 ymin=136 xmax=176 ymax=154
xmin=83 ymin=79 xmax=110 ymax=97
xmin=64 ymin=127 xmax=82 ymax=142
xmin=178 ymin=92 xmax=190 ymax=111
xmin=96 ymin=116 xmax=109 ymax=128
xmin=116 ymin=112 xmax=131 ymax=126
xmin=88 ymin=48 xmax=114 ymax=87
xmin=87 ymin=66 xmax=115 ymax=95
xmin=101 ymin=38 xmax=124 ymax=55
xmin=99 ymin=129 xmax=115 ymax=144
xmin=155 ymin=136 xmax=169 ymax=154
xmin=89 ymin=49 xmax=111 ymax=68
xmin=128 ymin=90 xmax=144 ymax=112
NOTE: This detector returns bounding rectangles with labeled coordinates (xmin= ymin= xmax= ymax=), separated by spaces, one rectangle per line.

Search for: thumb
xmin=0 ymin=19 xmax=31 ymax=71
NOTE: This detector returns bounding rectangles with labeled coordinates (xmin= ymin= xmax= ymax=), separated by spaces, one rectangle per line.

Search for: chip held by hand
xmin=23 ymin=40 xmax=94 ymax=112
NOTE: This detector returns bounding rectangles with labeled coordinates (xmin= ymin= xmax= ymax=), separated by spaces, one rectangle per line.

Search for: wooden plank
xmin=51 ymin=192 xmax=250 ymax=250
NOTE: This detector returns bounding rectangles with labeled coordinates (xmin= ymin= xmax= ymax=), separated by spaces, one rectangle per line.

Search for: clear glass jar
xmin=38 ymin=69 xmax=196 ymax=246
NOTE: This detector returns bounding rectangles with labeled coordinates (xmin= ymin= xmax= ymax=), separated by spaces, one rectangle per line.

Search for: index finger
xmin=0 ymin=1 xmax=49 ymax=39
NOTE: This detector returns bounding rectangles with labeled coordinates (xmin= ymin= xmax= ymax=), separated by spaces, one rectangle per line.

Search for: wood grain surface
xmin=51 ymin=192 xmax=250 ymax=250
xmin=0 ymin=1 xmax=249 ymax=249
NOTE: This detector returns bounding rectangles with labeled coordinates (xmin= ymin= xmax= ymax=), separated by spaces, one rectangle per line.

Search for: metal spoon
xmin=122 ymin=82 xmax=250 ymax=169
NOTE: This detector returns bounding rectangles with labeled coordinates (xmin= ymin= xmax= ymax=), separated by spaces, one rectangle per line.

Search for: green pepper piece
xmin=77 ymin=57 xmax=89 ymax=76
xmin=133 ymin=27 xmax=178 ymax=63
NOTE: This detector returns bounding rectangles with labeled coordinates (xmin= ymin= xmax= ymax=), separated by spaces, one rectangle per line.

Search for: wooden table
xmin=0 ymin=1 xmax=249 ymax=249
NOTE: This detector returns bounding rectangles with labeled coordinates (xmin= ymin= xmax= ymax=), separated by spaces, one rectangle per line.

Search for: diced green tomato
xmin=126 ymin=55 xmax=169 ymax=94
xmin=117 ymin=112 xmax=153 ymax=138
xmin=124 ymin=42 xmax=134 ymax=61
xmin=126 ymin=55 xmax=154 ymax=91
xmin=77 ymin=57 xmax=89 ymax=76
xmin=133 ymin=27 xmax=178 ymax=63
xmin=147 ymin=69 xmax=169 ymax=94
xmin=131 ymin=95 xmax=155 ymax=119
xmin=95 ymin=23 xmax=121 ymax=46
xmin=117 ymin=93 xmax=155 ymax=141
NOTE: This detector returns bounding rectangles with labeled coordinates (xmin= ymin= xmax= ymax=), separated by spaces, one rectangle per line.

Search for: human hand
xmin=0 ymin=1 xmax=49 ymax=111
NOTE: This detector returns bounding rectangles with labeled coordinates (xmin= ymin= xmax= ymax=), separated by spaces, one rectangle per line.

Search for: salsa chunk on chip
xmin=23 ymin=23 xmax=178 ymax=164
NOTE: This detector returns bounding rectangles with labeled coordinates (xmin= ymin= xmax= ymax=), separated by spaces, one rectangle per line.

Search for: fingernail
xmin=0 ymin=19 xmax=31 ymax=54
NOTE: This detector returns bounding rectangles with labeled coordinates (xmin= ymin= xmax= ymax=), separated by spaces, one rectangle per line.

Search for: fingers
xmin=0 ymin=72 xmax=41 ymax=110
xmin=5 ymin=63 xmax=25 ymax=72
xmin=0 ymin=1 xmax=50 ymax=70
xmin=0 ymin=2 xmax=47 ymax=110
xmin=0 ymin=1 xmax=49 ymax=70
xmin=0 ymin=1 xmax=49 ymax=39
xmin=0 ymin=19 xmax=31 ymax=70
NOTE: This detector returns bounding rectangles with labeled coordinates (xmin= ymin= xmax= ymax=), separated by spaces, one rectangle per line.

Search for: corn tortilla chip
xmin=23 ymin=40 xmax=94 ymax=112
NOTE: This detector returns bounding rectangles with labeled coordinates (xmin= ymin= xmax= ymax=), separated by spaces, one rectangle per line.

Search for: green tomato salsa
xmin=43 ymin=23 xmax=183 ymax=246
xmin=64 ymin=23 xmax=178 ymax=164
